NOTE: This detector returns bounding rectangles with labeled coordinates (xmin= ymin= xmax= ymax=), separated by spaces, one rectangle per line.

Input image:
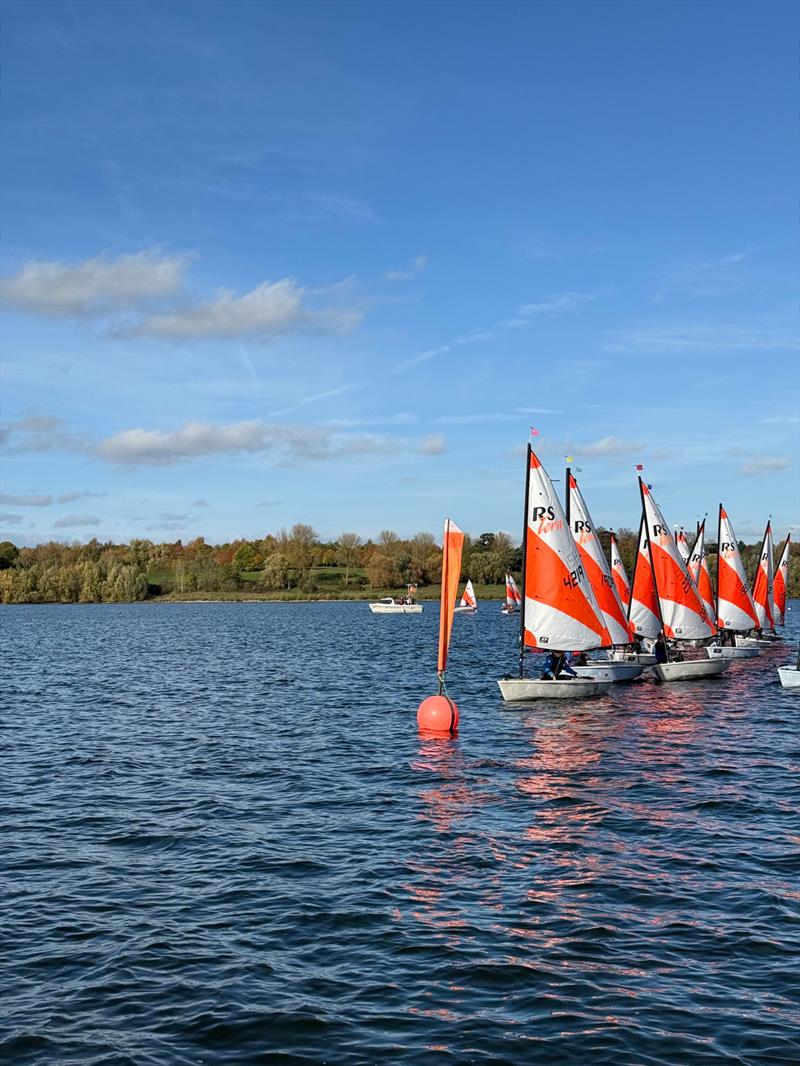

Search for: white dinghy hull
xmin=778 ymin=667 xmax=800 ymax=689
xmin=571 ymin=662 xmax=645 ymax=682
xmin=610 ymin=650 xmax=657 ymax=667
xmin=368 ymin=602 xmax=423 ymax=614
xmin=706 ymin=644 xmax=760 ymax=661
xmin=497 ymin=677 xmax=612 ymax=701
xmin=654 ymin=659 xmax=729 ymax=682
xmin=735 ymin=634 xmax=780 ymax=648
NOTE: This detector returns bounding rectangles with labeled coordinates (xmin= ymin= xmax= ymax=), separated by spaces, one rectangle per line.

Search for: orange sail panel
xmin=438 ymin=518 xmax=465 ymax=673
xmin=522 ymin=450 xmax=610 ymax=651
xmin=687 ymin=521 xmax=716 ymax=625
xmin=716 ymin=505 xmax=759 ymax=631
xmin=751 ymin=521 xmax=774 ymax=629
xmin=773 ymin=534 xmax=791 ymax=626
xmin=610 ymin=534 xmax=631 ymax=609
xmin=641 ymin=481 xmax=716 ymax=640
xmin=568 ymin=472 xmax=633 ymax=644
xmin=628 ymin=518 xmax=662 ymax=639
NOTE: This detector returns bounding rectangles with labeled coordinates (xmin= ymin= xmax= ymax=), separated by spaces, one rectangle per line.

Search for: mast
xmin=565 ymin=465 xmax=571 ymax=526
xmin=639 ymin=476 xmax=665 ymax=634
xmin=438 ymin=518 xmax=450 ymax=695
xmin=518 ymin=444 xmax=531 ymax=678
xmin=721 ymin=501 xmax=725 ymax=622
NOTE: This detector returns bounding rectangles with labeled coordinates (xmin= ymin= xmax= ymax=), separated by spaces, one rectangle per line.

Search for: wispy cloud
xmin=739 ymin=456 xmax=792 ymax=476
xmin=53 ymin=513 xmax=102 ymax=528
xmin=386 ymin=255 xmax=427 ymax=281
xmin=0 ymin=512 xmax=23 ymax=525
xmin=393 ymin=292 xmax=596 ymax=373
xmin=605 ymin=324 xmax=797 ymax=351
xmin=125 ymin=279 xmax=362 ymax=342
xmin=0 ymin=416 xmax=86 ymax=453
xmin=569 ymin=435 xmax=645 ymax=458
xmin=191 ymin=498 xmax=209 ymax=507
xmin=1 ymin=251 xmax=187 ymax=317
xmin=0 ymin=490 xmax=104 ymax=507
xmin=652 ymin=249 xmax=751 ymax=303
xmin=502 ymin=292 xmax=595 ymax=328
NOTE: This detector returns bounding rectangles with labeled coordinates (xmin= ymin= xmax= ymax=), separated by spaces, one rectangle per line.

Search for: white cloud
xmin=0 ymin=512 xmax=23 ymax=525
xmin=386 ymin=254 xmax=428 ymax=281
xmin=91 ymin=420 xmax=446 ymax=466
xmin=127 ymin=279 xmax=361 ymax=341
xmin=418 ymin=434 xmax=446 ymax=456
xmin=652 ymin=249 xmax=751 ymax=302
xmin=53 ymin=514 xmax=102 ymax=528
xmin=570 ymin=435 xmax=645 ymax=458
xmin=1 ymin=251 xmax=187 ymax=316
xmin=0 ymin=493 xmax=52 ymax=506
xmin=0 ymin=416 xmax=86 ymax=453
xmin=739 ymin=456 xmax=792 ymax=476
xmin=57 ymin=491 xmax=105 ymax=503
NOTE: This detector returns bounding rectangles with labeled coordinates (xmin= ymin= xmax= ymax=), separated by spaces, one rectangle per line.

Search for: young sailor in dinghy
xmin=541 ymin=651 xmax=577 ymax=680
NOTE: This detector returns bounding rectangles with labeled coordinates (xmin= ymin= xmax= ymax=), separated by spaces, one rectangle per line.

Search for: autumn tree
xmin=336 ymin=532 xmax=362 ymax=586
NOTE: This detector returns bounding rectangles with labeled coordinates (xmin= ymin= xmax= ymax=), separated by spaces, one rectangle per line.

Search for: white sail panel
xmin=642 ymin=482 xmax=716 ymax=640
xmin=610 ymin=534 xmax=631 ymax=609
xmin=773 ymin=535 xmax=791 ymax=626
xmin=628 ymin=520 xmax=662 ymax=639
xmin=751 ymin=522 xmax=774 ymax=629
xmin=675 ymin=528 xmax=690 ymax=563
xmin=568 ymin=474 xmax=633 ymax=645
xmin=716 ymin=507 xmax=759 ymax=632
xmin=523 ymin=450 xmax=610 ymax=651
xmin=687 ymin=522 xmax=716 ymax=624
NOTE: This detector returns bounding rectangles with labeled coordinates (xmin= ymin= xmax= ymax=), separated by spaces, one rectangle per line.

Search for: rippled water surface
xmin=2 ymin=601 xmax=799 ymax=1064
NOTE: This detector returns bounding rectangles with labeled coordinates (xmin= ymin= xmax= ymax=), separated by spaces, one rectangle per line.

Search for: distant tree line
xmin=0 ymin=528 xmax=796 ymax=605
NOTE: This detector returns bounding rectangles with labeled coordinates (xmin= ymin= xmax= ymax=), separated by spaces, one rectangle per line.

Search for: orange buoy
xmin=416 ymin=694 xmax=459 ymax=736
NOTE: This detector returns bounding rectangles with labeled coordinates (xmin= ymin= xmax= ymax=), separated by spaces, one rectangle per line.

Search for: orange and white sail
xmin=716 ymin=505 xmax=759 ymax=632
xmin=521 ymin=449 xmax=610 ymax=651
xmin=438 ymin=519 xmax=465 ymax=675
xmin=675 ymin=528 xmax=690 ymax=563
xmin=505 ymin=573 xmax=522 ymax=607
xmin=687 ymin=521 xmax=716 ymax=625
xmin=751 ymin=521 xmax=775 ymax=630
xmin=628 ymin=518 xmax=662 ymax=639
xmin=610 ymin=534 xmax=631 ymax=609
xmin=568 ymin=472 xmax=633 ymax=645
xmin=458 ymin=579 xmax=477 ymax=610
xmin=641 ymin=480 xmax=716 ymax=640
xmin=773 ymin=534 xmax=791 ymax=627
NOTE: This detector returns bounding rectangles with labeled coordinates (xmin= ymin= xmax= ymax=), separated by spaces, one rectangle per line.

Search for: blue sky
xmin=1 ymin=0 xmax=798 ymax=546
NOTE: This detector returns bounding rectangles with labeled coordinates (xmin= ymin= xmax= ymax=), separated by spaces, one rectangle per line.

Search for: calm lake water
xmin=2 ymin=601 xmax=799 ymax=1064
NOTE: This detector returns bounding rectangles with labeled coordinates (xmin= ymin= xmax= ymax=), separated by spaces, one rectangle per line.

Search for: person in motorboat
xmin=541 ymin=651 xmax=577 ymax=680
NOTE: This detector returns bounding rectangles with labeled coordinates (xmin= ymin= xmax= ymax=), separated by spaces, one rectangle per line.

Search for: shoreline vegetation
xmin=0 ymin=525 xmax=797 ymax=606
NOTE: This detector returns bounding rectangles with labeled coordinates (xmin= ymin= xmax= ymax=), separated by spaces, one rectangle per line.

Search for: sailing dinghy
xmin=623 ymin=518 xmax=662 ymax=666
xmin=773 ymin=534 xmax=791 ymax=628
xmin=675 ymin=528 xmax=691 ymax=563
xmin=639 ymin=479 xmax=728 ymax=682
xmin=498 ymin=447 xmax=613 ymax=701
xmin=565 ymin=469 xmax=644 ymax=681
xmin=454 ymin=579 xmax=477 ymax=614
xmin=778 ymin=646 xmax=800 ymax=689
xmin=751 ymin=521 xmax=780 ymax=639
xmin=610 ymin=534 xmax=632 ymax=610
xmin=688 ymin=522 xmax=758 ymax=660
xmin=715 ymin=505 xmax=762 ymax=649
xmin=501 ymin=573 xmax=522 ymax=614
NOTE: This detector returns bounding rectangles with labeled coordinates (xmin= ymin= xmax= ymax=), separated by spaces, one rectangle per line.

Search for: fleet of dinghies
xmin=378 ymin=442 xmax=794 ymax=701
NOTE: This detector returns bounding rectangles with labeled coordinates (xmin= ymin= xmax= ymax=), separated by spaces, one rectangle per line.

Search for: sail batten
xmin=522 ymin=449 xmax=610 ymax=651
xmin=641 ymin=480 xmax=716 ymax=641
xmin=716 ymin=505 xmax=759 ymax=632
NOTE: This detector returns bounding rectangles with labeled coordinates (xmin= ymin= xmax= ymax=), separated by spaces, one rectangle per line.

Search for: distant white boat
xmin=454 ymin=579 xmax=477 ymax=614
xmin=498 ymin=677 xmax=611 ymax=700
xmin=706 ymin=643 xmax=760 ymax=661
xmin=778 ymin=647 xmax=800 ymax=689
xmin=571 ymin=661 xmax=645 ymax=682
xmin=369 ymin=585 xmax=422 ymax=614
xmin=500 ymin=573 xmax=521 ymax=614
